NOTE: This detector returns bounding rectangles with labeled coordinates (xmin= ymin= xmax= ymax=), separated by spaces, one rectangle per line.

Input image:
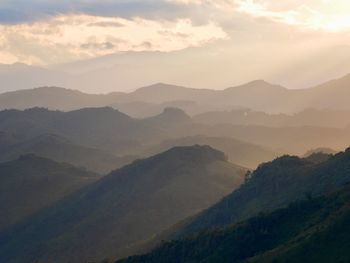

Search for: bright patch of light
xmin=0 ymin=14 xmax=227 ymax=64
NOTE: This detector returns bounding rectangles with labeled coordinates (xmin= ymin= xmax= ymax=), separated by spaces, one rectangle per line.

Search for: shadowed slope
xmin=0 ymin=154 xmax=97 ymax=232
xmin=0 ymin=145 xmax=246 ymax=263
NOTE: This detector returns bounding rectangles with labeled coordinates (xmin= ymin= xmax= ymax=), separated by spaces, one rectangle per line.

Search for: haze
xmin=2 ymin=1 xmax=350 ymax=263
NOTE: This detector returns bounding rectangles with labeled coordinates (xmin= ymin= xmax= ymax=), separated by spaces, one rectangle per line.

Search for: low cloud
xmin=0 ymin=14 xmax=227 ymax=64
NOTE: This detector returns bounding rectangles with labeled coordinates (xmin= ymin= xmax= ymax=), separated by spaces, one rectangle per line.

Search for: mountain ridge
xmin=1 ymin=72 xmax=350 ymax=114
xmin=0 ymin=145 xmax=246 ymax=263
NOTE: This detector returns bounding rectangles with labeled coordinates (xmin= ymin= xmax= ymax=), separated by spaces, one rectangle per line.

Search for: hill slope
xmin=0 ymin=107 xmax=164 ymax=154
xmin=0 ymin=145 xmax=246 ymax=263
xmin=119 ymin=184 xmax=350 ymax=263
xmin=1 ymin=107 xmax=350 ymax=156
xmin=143 ymin=135 xmax=279 ymax=169
xmin=0 ymin=133 xmax=135 ymax=174
xmin=0 ymin=86 xmax=123 ymax=111
xmin=0 ymin=155 xmax=97 ymax=232
xmin=177 ymin=148 xmax=350 ymax=236
xmin=194 ymin=108 xmax=350 ymax=128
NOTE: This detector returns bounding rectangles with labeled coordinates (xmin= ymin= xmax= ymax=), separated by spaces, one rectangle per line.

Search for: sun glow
xmin=235 ymin=0 xmax=350 ymax=32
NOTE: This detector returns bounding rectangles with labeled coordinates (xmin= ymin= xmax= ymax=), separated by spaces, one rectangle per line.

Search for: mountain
xmin=142 ymin=135 xmax=279 ymax=169
xmin=144 ymin=107 xmax=192 ymax=128
xmin=0 ymin=154 xmax=97 ymax=232
xmin=0 ymin=63 xmax=71 ymax=92
xmin=0 ymin=145 xmax=246 ymax=263
xmin=303 ymin=147 xmax=337 ymax=157
xmin=1 ymin=107 xmax=350 ymax=156
xmin=0 ymin=133 xmax=135 ymax=174
xmin=110 ymin=100 xmax=218 ymax=118
xmin=198 ymin=124 xmax=350 ymax=155
xmin=0 ymin=107 xmax=165 ymax=154
xmin=194 ymin=108 xmax=350 ymax=128
xmin=2 ymin=72 xmax=350 ymax=114
xmin=214 ymin=80 xmax=290 ymax=113
xmin=299 ymin=73 xmax=350 ymax=111
xmin=176 ymin=147 xmax=350 ymax=237
xmin=119 ymin=184 xmax=350 ymax=263
xmin=0 ymin=86 xmax=123 ymax=111
xmin=120 ymin=83 xmax=216 ymax=104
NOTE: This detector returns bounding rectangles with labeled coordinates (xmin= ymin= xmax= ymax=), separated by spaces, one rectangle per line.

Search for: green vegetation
xmin=177 ymin=148 xmax=350 ymax=237
xmin=118 ymin=184 xmax=350 ymax=263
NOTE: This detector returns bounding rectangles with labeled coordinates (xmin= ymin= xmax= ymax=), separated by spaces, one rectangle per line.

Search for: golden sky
xmin=0 ymin=0 xmax=349 ymax=90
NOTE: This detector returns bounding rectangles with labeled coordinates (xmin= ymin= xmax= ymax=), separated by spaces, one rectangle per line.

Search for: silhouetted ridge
xmin=151 ymin=144 xmax=228 ymax=163
xmin=108 ymin=145 xmax=228 ymax=180
xmin=176 ymin=147 xmax=350 ymax=237
xmin=224 ymin=79 xmax=286 ymax=92
xmin=145 ymin=107 xmax=191 ymax=125
xmin=119 ymin=184 xmax=350 ymax=263
xmin=253 ymin=155 xmax=310 ymax=173
xmin=0 ymin=145 xmax=245 ymax=263
xmin=66 ymin=106 xmax=131 ymax=120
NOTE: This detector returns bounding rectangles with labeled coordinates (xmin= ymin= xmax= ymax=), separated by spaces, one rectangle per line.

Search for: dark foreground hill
xmin=0 ymin=145 xmax=246 ymax=263
xmin=0 ymin=155 xmax=97 ymax=232
xmin=119 ymin=184 xmax=350 ymax=263
xmin=177 ymin=148 xmax=350 ymax=236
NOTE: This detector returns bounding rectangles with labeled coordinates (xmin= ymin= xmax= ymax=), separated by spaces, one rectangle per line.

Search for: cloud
xmin=165 ymin=0 xmax=350 ymax=32
xmin=234 ymin=0 xmax=350 ymax=32
xmin=0 ymin=0 xmax=192 ymax=23
xmin=0 ymin=14 xmax=227 ymax=64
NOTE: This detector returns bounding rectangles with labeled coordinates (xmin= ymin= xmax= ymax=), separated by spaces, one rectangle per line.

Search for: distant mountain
xmin=0 ymin=145 xmax=246 ymax=263
xmin=177 ymin=148 xmax=350 ymax=237
xmin=299 ymin=73 xmax=350 ymax=111
xmin=0 ymin=107 xmax=165 ymax=154
xmin=144 ymin=107 xmax=192 ymax=128
xmin=142 ymin=135 xmax=279 ymax=169
xmin=198 ymin=124 xmax=350 ymax=155
xmin=119 ymin=184 xmax=350 ymax=263
xmin=0 ymin=63 xmax=71 ymax=92
xmin=0 ymin=155 xmax=97 ymax=232
xmin=0 ymin=86 xmax=122 ymax=111
xmin=0 ymin=133 xmax=135 ymax=174
xmin=110 ymin=100 xmax=218 ymax=118
xmin=194 ymin=108 xmax=350 ymax=128
xmin=2 ymin=73 xmax=350 ymax=114
xmin=1 ymin=107 xmax=350 ymax=156
xmin=121 ymin=83 xmax=216 ymax=104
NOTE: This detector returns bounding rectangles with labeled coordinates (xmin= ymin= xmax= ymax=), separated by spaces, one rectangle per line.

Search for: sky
xmin=0 ymin=0 xmax=350 ymax=91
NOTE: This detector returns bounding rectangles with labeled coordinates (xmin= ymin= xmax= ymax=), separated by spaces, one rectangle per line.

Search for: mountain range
xmin=2 ymin=73 xmax=350 ymax=115
xmin=177 ymin=149 xmax=350 ymax=236
xmin=0 ymin=132 xmax=134 ymax=174
xmin=2 ymin=65 xmax=350 ymax=263
xmin=194 ymin=108 xmax=350 ymax=128
xmin=0 ymin=145 xmax=246 ymax=263
xmin=117 ymin=148 xmax=350 ymax=263
xmin=1 ymin=106 xmax=349 ymax=158
xmin=120 ymin=183 xmax=350 ymax=263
